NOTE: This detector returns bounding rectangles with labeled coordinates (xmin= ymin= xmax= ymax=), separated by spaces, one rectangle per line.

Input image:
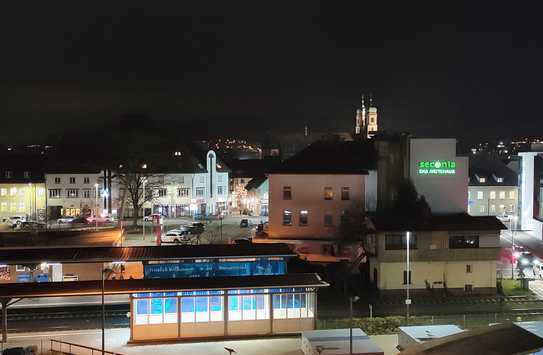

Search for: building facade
xmin=368 ymin=215 xmax=504 ymax=294
xmin=0 ymin=168 xmax=45 ymax=222
xmin=45 ymin=171 xmax=103 ymax=219
xmin=467 ymin=154 xmax=518 ymax=217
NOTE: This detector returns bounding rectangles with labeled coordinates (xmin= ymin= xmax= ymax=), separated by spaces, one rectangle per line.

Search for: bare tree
xmin=114 ymin=163 xmax=161 ymax=227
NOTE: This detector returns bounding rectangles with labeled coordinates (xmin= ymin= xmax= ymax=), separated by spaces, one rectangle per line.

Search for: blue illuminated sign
xmin=144 ymin=259 xmax=286 ymax=279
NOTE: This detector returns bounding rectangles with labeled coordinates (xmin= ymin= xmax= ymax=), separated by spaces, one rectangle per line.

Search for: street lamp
xmin=94 ymin=183 xmax=99 ymax=230
xmin=406 ymin=231 xmax=412 ymax=323
xmin=142 ymin=179 xmax=146 ymax=240
xmin=101 ymin=267 xmax=113 ymax=355
xmin=349 ymin=295 xmax=360 ymax=355
xmin=510 ymin=215 xmax=518 ymax=280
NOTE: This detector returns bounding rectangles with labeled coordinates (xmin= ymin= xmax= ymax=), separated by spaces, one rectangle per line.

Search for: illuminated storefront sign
xmin=418 ymin=160 xmax=456 ymax=175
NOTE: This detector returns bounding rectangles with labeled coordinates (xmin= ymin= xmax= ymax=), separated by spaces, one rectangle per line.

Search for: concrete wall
xmin=268 ymin=174 xmax=365 ymax=239
xmin=409 ymin=139 xmax=468 ymax=213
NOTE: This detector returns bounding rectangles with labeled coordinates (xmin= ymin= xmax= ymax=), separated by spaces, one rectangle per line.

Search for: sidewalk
xmin=1 ymin=328 xmax=399 ymax=355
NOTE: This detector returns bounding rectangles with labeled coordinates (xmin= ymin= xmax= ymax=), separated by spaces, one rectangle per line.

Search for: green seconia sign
xmin=418 ymin=160 xmax=456 ymax=175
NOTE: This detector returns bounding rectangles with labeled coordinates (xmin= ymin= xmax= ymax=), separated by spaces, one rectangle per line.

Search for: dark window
xmin=299 ymin=210 xmax=308 ymax=226
xmin=341 ymin=187 xmax=350 ymax=200
xmin=324 ymin=214 xmax=333 ymax=227
xmin=466 ymin=264 xmax=472 ymax=273
xmin=158 ymin=188 xmax=167 ymax=197
xmin=449 ymin=235 xmax=479 ymax=249
xmin=465 ymin=284 xmax=473 ymax=293
xmin=66 ymin=189 xmax=78 ymax=198
xmin=49 ymin=189 xmax=61 ymax=198
xmin=23 ymin=171 xmax=30 ymax=179
xmin=324 ymin=187 xmax=333 ymax=200
xmin=54 ymin=177 xmax=61 ymax=184
xmin=69 ymin=177 xmax=76 ymax=184
xmin=5 ymin=171 xmax=12 ymax=179
xmin=282 ymin=210 xmax=292 ymax=226
xmin=283 ymin=186 xmax=292 ymax=200
xmin=403 ymin=270 xmax=412 ymax=285
xmin=83 ymin=177 xmax=90 ymax=184
xmin=385 ymin=233 xmax=417 ymax=250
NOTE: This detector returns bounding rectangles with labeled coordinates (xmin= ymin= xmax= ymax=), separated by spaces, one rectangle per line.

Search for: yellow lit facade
xmin=0 ymin=183 xmax=46 ymax=221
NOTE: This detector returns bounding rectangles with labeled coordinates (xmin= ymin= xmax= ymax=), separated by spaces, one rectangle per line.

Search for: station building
xmin=0 ymin=244 xmax=328 ymax=342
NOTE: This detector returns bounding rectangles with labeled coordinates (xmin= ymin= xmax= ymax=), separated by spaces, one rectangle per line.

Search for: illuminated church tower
xmin=354 ymin=94 xmax=378 ymax=139
xmin=366 ymin=95 xmax=378 ymax=138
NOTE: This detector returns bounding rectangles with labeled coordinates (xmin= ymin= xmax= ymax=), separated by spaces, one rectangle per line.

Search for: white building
xmin=467 ymin=154 xmax=518 ymax=217
xmin=45 ymin=170 xmax=103 ymax=219
xmin=121 ymin=150 xmax=230 ymax=218
xmin=409 ymin=138 xmax=469 ymax=213
xmin=516 ymin=151 xmax=543 ymax=239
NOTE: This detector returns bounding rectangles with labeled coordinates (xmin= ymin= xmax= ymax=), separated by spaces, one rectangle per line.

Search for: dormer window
xmin=493 ymin=174 xmax=504 ymax=183
xmin=477 ymin=175 xmax=486 ymax=183
xmin=23 ymin=171 xmax=30 ymax=179
xmin=5 ymin=171 xmax=12 ymax=179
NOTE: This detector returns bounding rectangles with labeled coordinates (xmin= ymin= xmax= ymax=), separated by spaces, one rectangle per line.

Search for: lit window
xmin=23 ymin=171 xmax=30 ymax=179
xmin=10 ymin=203 xmax=16 ymax=212
xmin=67 ymin=189 xmax=79 ymax=198
xmin=0 ymin=202 xmax=6 ymax=212
xmin=490 ymin=204 xmax=496 ymax=213
xmin=499 ymin=204 xmax=505 ymax=212
xmin=0 ymin=188 xmax=6 ymax=196
xmin=509 ymin=190 xmax=516 ymax=199
xmin=477 ymin=191 xmax=484 ymax=200
xmin=282 ymin=210 xmax=292 ymax=226
xmin=195 ymin=188 xmax=204 ymax=197
xmin=479 ymin=205 xmax=485 ymax=213
xmin=299 ymin=210 xmax=308 ymax=226
xmin=5 ymin=171 xmax=12 ymax=179
xmin=9 ymin=187 xmax=17 ymax=196
xmin=499 ymin=191 xmax=506 ymax=199
xmin=283 ymin=186 xmax=292 ymax=200
xmin=489 ymin=191 xmax=496 ymax=199
xmin=478 ymin=176 xmax=486 ymax=183
xmin=324 ymin=187 xmax=333 ymax=200
xmin=495 ymin=176 xmax=504 ymax=183
xmin=341 ymin=187 xmax=350 ymax=200
xmin=18 ymin=202 xmax=25 ymax=212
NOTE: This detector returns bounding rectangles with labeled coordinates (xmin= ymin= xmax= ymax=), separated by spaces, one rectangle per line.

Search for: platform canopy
xmin=0 ymin=273 xmax=328 ymax=299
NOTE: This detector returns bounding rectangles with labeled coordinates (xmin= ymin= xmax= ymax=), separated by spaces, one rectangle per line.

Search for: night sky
xmin=1 ymin=2 xmax=542 ymax=144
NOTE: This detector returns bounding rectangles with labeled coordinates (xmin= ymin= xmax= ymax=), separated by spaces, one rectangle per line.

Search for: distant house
xmin=468 ymin=154 xmax=518 ymax=218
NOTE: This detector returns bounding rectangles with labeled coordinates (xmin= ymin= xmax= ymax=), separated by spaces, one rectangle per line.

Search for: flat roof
xmin=399 ymin=325 xmax=464 ymax=343
xmin=0 ymin=244 xmax=296 ymax=265
xmin=0 ymin=273 xmax=328 ymax=298
xmin=370 ymin=213 xmax=506 ymax=232
xmin=302 ymin=328 xmax=384 ymax=355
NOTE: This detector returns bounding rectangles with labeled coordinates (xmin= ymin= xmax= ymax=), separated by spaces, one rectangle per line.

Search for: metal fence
xmin=49 ymin=339 xmax=124 ymax=355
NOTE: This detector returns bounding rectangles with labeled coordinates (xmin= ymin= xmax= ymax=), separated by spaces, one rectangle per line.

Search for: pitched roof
xmin=371 ymin=213 xmax=506 ymax=232
xmin=469 ymin=154 xmax=518 ymax=186
xmin=245 ymin=175 xmax=267 ymax=191
xmin=271 ymin=139 xmax=377 ymax=175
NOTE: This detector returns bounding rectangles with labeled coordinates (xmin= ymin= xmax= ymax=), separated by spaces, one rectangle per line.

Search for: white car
xmin=144 ymin=214 xmax=164 ymax=224
xmin=57 ymin=216 xmax=76 ymax=224
xmin=6 ymin=216 xmax=26 ymax=227
xmin=161 ymin=229 xmax=190 ymax=244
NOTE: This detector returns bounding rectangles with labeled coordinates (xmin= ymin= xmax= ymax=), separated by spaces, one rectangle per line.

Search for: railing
xmin=49 ymin=339 xmax=124 ymax=355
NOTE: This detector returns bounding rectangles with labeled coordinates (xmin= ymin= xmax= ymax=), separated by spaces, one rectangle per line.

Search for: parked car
xmin=144 ymin=213 xmax=164 ymax=224
xmin=57 ymin=216 xmax=76 ymax=224
xmin=188 ymin=222 xmax=205 ymax=235
xmin=161 ymin=229 xmax=190 ymax=244
xmin=86 ymin=215 xmax=114 ymax=223
xmin=7 ymin=216 xmax=26 ymax=227
xmin=19 ymin=221 xmax=47 ymax=230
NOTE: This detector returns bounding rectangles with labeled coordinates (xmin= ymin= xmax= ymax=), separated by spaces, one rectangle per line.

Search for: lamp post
xmin=28 ymin=183 xmax=32 ymax=222
xmin=94 ymin=183 xmax=99 ymax=230
xmin=101 ymin=267 xmax=113 ymax=355
xmin=406 ymin=231 xmax=411 ymax=323
xmin=349 ymin=295 xmax=360 ymax=355
xmin=142 ymin=179 xmax=146 ymax=241
xmin=510 ymin=215 xmax=518 ymax=280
